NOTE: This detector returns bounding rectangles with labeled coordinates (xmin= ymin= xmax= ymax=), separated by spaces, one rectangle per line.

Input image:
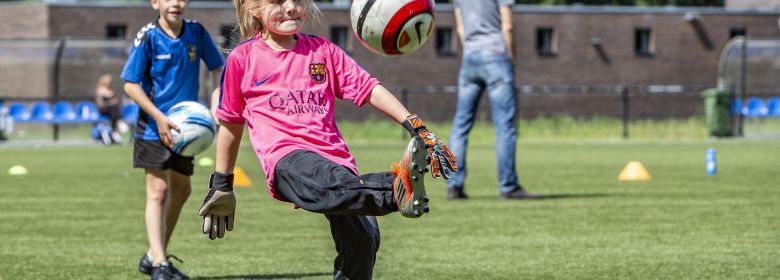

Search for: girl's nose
xmin=283 ymin=0 xmax=297 ymax=15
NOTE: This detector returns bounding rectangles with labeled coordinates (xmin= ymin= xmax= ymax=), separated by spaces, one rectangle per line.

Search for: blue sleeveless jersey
xmin=121 ymin=18 xmax=224 ymax=140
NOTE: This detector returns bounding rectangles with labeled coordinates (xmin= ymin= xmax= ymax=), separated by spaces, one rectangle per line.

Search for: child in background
xmin=95 ymin=74 xmax=122 ymax=144
xmin=120 ymin=0 xmax=224 ymax=278
xmin=196 ymin=0 xmax=457 ymax=279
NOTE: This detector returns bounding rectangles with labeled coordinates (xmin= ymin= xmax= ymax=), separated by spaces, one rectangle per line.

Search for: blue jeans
xmin=448 ymin=49 xmax=519 ymax=194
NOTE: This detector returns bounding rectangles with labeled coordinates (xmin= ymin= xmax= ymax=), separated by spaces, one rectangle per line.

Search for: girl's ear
xmin=150 ymin=0 xmax=159 ymax=10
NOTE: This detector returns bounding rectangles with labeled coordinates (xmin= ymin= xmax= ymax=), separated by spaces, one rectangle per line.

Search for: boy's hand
xmin=156 ymin=116 xmax=179 ymax=148
xmin=402 ymin=114 xmax=458 ymax=179
xmin=199 ymin=172 xmax=236 ymax=240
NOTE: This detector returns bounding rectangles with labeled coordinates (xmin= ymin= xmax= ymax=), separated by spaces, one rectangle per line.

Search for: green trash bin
xmin=701 ymin=88 xmax=733 ymax=137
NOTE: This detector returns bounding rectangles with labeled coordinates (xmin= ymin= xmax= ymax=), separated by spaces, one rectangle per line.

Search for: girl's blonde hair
xmin=232 ymin=0 xmax=321 ymax=40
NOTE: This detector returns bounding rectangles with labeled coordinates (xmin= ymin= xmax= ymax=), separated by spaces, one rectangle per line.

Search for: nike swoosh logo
xmin=254 ymin=75 xmax=273 ymax=86
xmin=414 ymin=21 xmax=423 ymax=45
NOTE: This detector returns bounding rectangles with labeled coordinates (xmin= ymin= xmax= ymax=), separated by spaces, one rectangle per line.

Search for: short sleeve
xmin=215 ymin=52 xmax=246 ymax=124
xmin=329 ymin=43 xmax=379 ymax=107
xmin=200 ymin=26 xmax=225 ymax=71
xmin=120 ymin=36 xmax=152 ymax=83
xmin=499 ymin=0 xmax=514 ymax=6
xmin=454 ymin=0 xmax=461 ymax=8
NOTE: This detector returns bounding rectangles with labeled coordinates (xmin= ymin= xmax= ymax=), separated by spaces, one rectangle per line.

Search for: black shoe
xmin=140 ymin=254 xmax=189 ymax=279
xmin=500 ymin=186 xmax=542 ymax=200
xmin=447 ymin=187 xmax=468 ymax=200
xmin=151 ymin=262 xmax=178 ymax=280
xmin=139 ymin=253 xmax=153 ymax=275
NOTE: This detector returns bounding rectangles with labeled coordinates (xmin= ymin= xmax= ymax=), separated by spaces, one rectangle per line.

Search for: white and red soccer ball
xmin=350 ymin=0 xmax=436 ymax=56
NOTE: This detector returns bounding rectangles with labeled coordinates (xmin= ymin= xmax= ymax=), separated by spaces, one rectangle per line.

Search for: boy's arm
xmin=198 ymin=121 xmax=242 ymax=240
xmin=208 ymin=68 xmax=223 ymax=122
xmin=123 ymin=82 xmax=179 ymax=147
xmin=367 ymin=85 xmax=458 ymax=179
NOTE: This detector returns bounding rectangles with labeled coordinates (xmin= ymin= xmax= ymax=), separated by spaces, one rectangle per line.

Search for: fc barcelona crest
xmin=309 ymin=63 xmax=326 ymax=84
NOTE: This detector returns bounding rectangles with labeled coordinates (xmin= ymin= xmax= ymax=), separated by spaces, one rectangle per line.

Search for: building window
xmin=220 ymin=25 xmax=239 ymax=50
xmin=436 ymin=27 xmax=455 ymax=56
xmin=730 ymin=28 xmax=746 ymax=38
xmin=106 ymin=24 xmax=127 ymax=39
xmin=635 ymin=28 xmax=654 ymax=56
xmin=536 ymin=27 xmax=556 ymax=56
xmin=331 ymin=26 xmax=349 ymax=51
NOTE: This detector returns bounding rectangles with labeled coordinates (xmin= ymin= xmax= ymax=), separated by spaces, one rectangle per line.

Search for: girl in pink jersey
xmin=197 ymin=0 xmax=457 ymax=279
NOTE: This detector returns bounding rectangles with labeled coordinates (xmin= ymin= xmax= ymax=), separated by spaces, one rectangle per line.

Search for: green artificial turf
xmin=0 ymin=138 xmax=778 ymax=279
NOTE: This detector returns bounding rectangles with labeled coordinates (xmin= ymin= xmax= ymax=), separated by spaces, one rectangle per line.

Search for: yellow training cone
xmin=618 ymin=161 xmax=651 ymax=181
xmin=8 ymin=165 xmax=29 ymax=176
xmin=233 ymin=166 xmax=253 ymax=188
xmin=197 ymin=157 xmax=215 ymax=167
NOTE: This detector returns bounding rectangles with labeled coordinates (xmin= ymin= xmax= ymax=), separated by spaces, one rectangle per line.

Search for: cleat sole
xmin=401 ymin=136 xmax=428 ymax=218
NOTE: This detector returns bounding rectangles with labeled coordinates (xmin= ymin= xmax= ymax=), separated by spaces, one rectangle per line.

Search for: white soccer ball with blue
xmin=350 ymin=0 xmax=436 ymax=56
xmin=166 ymin=101 xmax=216 ymax=157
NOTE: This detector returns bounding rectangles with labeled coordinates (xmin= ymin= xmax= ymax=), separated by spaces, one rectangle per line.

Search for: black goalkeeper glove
xmin=198 ymin=172 xmax=236 ymax=240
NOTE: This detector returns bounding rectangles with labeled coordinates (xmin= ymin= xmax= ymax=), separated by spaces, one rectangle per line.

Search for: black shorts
xmin=133 ymin=139 xmax=194 ymax=176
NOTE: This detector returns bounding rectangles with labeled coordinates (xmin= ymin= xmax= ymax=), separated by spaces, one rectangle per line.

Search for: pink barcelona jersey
xmin=216 ymin=33 xmax=380 ymax=202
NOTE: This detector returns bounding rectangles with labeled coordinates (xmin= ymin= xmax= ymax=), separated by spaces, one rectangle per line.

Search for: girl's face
xmin=257 ymin=0 xmax=306 ymax=36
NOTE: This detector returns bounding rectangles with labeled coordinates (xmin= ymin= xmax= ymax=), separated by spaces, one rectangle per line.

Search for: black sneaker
xmin=500 ymin=186 xmax=542 ymax=200
xmin=151 ymin=262 xmax=178 ymax=280
xmin=140 ymin=254 xmax=189 ymax=279
xmin=139 ymin=253 xmax=153 ymax=275
xmin=447 ymin=187 xmax=468 ymax=200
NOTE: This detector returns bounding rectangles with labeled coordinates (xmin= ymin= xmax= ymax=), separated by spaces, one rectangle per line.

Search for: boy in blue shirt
xmin=120 ymin=0 xmax=224 ymax=278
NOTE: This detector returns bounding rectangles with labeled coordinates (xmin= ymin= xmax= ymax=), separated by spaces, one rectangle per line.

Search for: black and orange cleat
xmin=391 ymin=136 xmax=430 ymax=218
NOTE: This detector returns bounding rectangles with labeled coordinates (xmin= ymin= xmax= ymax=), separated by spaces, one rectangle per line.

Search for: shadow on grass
xmin=192 ymin=272 xmax=330 ymax=280
xmin=462 ymin=193 xmax=616 ymax=201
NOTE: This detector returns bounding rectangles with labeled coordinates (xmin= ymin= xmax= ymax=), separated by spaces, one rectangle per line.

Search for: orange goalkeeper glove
xmin=402 ymin=114 xmax=458 ymax=179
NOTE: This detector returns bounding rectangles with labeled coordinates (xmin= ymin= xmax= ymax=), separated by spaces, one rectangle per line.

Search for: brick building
xmin=0 ymin=1 xmax=779 ymax=120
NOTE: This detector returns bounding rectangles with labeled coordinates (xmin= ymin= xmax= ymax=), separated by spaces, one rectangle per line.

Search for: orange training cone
xmin=233 ymin=166 xmax=253 ymax=188
xmin=618 ymin=161 xmax=651 ymax=181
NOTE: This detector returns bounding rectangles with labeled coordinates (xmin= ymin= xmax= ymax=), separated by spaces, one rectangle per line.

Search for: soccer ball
xmin=350 ymin=0 xmax=436 ymax=56
xmin=166 ymin=101 xmax=216 ymax=157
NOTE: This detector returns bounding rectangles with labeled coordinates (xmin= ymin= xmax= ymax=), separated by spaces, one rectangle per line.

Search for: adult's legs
xmin=274 ymin=150 xmax=397 ymax=216
xmin=145 ymin=169 xmax=169 ymax=264
xmin=448 ymin=52 xmax=485 ymax=189
xmin=484 ymin=53 xmax=520 ymax=194
xmin=327 ymin=215 xmax=381 ymax=280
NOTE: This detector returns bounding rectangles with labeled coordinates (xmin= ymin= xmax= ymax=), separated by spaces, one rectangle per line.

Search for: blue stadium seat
xmin=731 ymin=98 xmax=742 ymax=116
xmin=30 ymin=101 xmax=54 ymax=122
xmin=743 ymin=97 xmax=769 ymax=118
xmin=767 ymin=97 xmax=780 ymax=117
xmin=8 ymin=102 xmax=31 ymax=122
xmin=75 ymin=101 xmax=101 ymax=122
xmin=53 ymin=101 xmax=78 ymax=123
xmin=122 ymin=103 xmax=139 ymax=124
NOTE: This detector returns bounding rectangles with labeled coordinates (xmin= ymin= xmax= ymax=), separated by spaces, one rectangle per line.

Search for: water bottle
xmin=706 ymin=148 xmax=717 ymax=176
